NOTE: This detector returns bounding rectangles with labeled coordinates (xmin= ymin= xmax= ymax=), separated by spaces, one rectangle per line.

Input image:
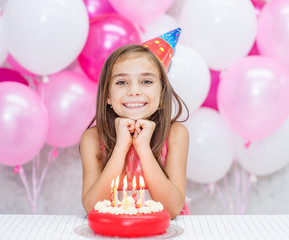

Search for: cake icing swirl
xmin=94 ymin=196 xmax=164 ymax=215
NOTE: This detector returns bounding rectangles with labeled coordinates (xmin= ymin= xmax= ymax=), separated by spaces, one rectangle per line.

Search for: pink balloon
xmin=83 ymin=0 xmax=116 ymax=20
xmin=37 ymin=71 xmax=97 ymax=148
xmin=109 ymin=0 xmax=174 ymax=26
xmin=0 ymin=82 xmax=48 ymax=166
xmin=257 ymin=0 xmax=289 ymax=69
xmin=201 ymin=70 xmax=220 ymax=111
xmin=0 ymin=68 xmax=28 ymax=86
xmin=218 ymin=56 xmax=289 ymax=142
xmin=78 ymin=13 xmax=140 ymax=82
xmin=6 ymin=54 xmax=36 ymax=77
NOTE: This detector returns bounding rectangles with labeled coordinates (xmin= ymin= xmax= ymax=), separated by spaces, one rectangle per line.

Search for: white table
xmin=1 ymin=214 xmax=289 ymax=239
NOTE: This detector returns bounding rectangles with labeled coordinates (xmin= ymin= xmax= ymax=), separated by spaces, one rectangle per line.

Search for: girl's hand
xmin=115 ymin=117 xmax=135 ymax=149
xmin=133 ymin=119 xmax=156 ymax=150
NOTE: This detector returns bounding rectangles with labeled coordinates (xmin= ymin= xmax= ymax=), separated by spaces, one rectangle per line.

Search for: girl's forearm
xmin=82 ymin=146 xmax=127 ymax=214
xmin=137 ymin=148 xmax=185 ymax=219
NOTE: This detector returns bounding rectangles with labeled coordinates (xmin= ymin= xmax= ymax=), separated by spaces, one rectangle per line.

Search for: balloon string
xmin=17 ymin=166 xmax=33 ymax=210
xmin=215 ymin=182 xmax=234 ymax=214
xmin=241 ymin=168 xmax=248 ymax=201
xmin=223 ymin=175 xmax=234 ymax=213
xmin=235 ymin=164 xmax=252 ymax=214
xmin=240 ymin=169 xmax=247 ymax=214
xmin=36 ymin=150 xmax=40 ymax=169
xmin=234 ymin=163 xmax=240 ymax=213
xmin=36 ymin=147 xmax=56 ymax=199
xmin=16 ymin=146 xmax=57 ymax=214
xmin=32 ymin=155 xmax=37 ymax=214
xmin=211 ymin=163 xmax=253 ymax=214
xmin=240 ymin=169 xmax=253 ymax=214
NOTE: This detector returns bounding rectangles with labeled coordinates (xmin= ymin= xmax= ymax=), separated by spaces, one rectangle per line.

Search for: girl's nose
xmin=127 ymin=82 xmax=141 ymax=96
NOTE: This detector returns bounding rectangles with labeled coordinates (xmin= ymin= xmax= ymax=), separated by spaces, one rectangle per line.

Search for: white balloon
xmin=186 ymin=108 xmax=234 ymax=184
xmin=0 ymin=17 xmax=8 ymax=65
xmin=140 ymin=14 xmax=178 ymax=42
xmin=3 ymin=0 xmax=89 ymax=75
xmin=168 ymin=44 xmax=210 ymax=119
xmin=179 ymin=0 xmax=257 ymax=70
xmin=236 ymin=117 xmax=289 ymax=176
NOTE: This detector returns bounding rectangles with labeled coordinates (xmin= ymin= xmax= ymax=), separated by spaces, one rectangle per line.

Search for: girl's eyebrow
xmin=141 ymin=72 xmax=158 ymax=78
xmin=112 ymin=72 xmax=157 ymax=79
xmin=112 ymin=73 xmax=129 ymax=79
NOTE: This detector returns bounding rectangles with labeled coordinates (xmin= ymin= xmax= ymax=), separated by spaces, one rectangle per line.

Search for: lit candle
xmin=132 ymin=176 xmax=137 ymax=207
xmin=122 ymin=175 xmax=128 ymax=209
xmin=114 ymin=175 xmax=119 ymax=207
xmin=110 ymin=179 xmax=114 ymax=206
xmin=139 ymin=176 xmax=145 ymax=207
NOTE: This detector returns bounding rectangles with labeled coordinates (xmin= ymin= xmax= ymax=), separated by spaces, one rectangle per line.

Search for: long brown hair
xmin=88 ymin=44 xmax=189 ymax=172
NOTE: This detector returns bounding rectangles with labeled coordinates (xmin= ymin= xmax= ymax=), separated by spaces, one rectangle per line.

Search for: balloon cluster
xmin=179 ymin=0 xmax=289 ymax=183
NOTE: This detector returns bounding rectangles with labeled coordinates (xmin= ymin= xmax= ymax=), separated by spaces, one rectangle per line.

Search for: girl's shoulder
xmin=169 ymin=122 xmax=189 ymax=138
xmin=167 ymin=122 xmax=189 ymax=147
xmin=81 ymin=126 xmax=98 ymax=139
xmin=80 ymin=126 xmax=100 ymax=149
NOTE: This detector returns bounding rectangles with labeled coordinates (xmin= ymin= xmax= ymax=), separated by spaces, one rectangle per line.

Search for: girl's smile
xmin=123 ymin=102 xmax=147 ymax=108
xmin=107 ymin=55 xmax=162 ymax=120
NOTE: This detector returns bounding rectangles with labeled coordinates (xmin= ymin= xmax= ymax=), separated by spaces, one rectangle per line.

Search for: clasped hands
xmin=115 ymin=117 xmax=156 ymax=149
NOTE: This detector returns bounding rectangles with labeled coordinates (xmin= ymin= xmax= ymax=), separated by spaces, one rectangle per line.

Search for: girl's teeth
xmin=126 ymin=103 xmax=144 ymax=108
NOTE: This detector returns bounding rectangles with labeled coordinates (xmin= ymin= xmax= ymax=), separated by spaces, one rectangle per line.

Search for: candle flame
xmin=115 ymin=175 xmax=119 ymax=188
xmin=139 ymin=176 xmax=145 ymax=188
xmin=111 ymin=179 xmax=115 ymax=188
xmin=133 ymin=176 xmax=136 ymax=190
xmin=124 ymin=175 xmax=127 ymax=190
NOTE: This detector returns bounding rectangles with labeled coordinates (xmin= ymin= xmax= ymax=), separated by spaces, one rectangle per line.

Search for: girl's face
xmin=107 ymin=55 xmax=162 ymax=120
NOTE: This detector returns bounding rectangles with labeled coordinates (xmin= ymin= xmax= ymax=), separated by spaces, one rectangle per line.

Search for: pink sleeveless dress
xmin=124 ymin=139 xmax=190 ymax=215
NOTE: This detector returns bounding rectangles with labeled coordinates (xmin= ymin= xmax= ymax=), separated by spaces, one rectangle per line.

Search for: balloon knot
xmin=52 ymin=148 xmax=58 ymax=157
xmin=13 ymin=165 xmax=23 ymax=174
xmin=13 ymin=165 xmax=20 ymax=174
xmin=244 ymin=141 xmax=251 ymax=148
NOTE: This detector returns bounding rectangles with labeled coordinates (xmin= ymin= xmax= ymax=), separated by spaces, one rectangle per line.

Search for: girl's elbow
xmin=169 ymin=211 xmax=178 ymax=220
xmin=82 ymin=195 xmax=93 ymax=215
xmin=168 ymin=204 xmax=184 ymax=220
xmin=168 ymin=198 xmax=186 ymax=219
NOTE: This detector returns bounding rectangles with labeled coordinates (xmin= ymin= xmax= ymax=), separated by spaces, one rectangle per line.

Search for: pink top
xmin=124 ymin=138 xmax=190 ymax=215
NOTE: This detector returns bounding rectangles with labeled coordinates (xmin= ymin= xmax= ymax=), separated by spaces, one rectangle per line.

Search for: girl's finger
xmin=127 ymin=120 xmax=136 ymax=132
xmin=135 ymin=121 xmax=141 ymax=133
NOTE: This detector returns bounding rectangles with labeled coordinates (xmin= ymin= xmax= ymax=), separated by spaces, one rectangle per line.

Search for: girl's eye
xmin=116 ymin=80 xmax=127 ymax=85
xmin=142 ymin=80 xmax=153 ymax=84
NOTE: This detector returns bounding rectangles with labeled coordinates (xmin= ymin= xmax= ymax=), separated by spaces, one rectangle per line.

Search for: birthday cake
xmin=88 ymin=196 xmax=170 ymax=237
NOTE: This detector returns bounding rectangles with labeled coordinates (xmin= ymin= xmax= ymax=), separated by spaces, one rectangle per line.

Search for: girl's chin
xmin=119 ymin=114 xmax=148 ymax=120
xmin=124 ymin=116 xmax=143 ymax=120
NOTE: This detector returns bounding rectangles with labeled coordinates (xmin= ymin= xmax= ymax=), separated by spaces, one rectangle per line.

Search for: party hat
xmin=142 ymin=28 xmax=181 ymax=70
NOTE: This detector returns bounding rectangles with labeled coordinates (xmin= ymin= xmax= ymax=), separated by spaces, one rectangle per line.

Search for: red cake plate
xmin=87 ymin=209 xmax=170 ymax=238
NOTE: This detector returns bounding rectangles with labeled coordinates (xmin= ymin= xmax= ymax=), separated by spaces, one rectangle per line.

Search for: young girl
xmin=80 ymin=30 xmax=190 ymax=219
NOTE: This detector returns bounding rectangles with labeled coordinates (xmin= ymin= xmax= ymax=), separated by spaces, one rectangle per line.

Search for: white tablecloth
xmin=1 ymin=214 xmax=289 ymax=239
